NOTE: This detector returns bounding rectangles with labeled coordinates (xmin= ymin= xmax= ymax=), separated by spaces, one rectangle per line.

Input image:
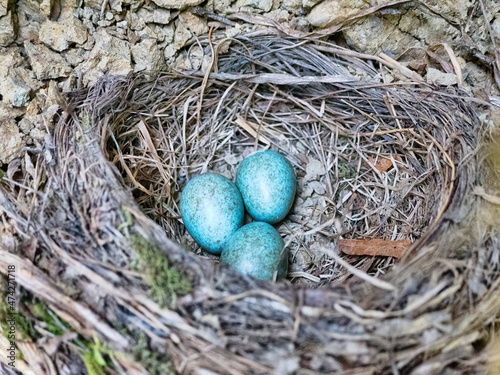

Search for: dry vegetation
xmin=2 ymin=29 xmax=499 ymax=375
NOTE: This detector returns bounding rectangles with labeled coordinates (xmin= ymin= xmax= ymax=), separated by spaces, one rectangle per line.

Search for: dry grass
xmin=1 ymin=30 xmax=498 ymax=375
xmin=101 ymin=33 xmax=473 ymax=286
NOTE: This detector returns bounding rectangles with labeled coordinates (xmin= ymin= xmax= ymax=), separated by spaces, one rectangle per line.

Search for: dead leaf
xmin=367 ymin=155 xmax=401 ymax=173
xmin=339 ymin=238 xmax=412 ymax=258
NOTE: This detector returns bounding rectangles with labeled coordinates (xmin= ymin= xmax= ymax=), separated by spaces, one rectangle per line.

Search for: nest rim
xmin=0 ymin=31 xmax=495 ymax=375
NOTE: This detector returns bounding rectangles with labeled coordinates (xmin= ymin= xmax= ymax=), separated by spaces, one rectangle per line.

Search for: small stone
xmin=77 ymin=29 xmax=132 ymax=86
xmin=289 ymin=15 xmax=310 ymax=31
xmin=105 ymin=11 xmax=114 ymax=21
xmin=84 ymin=0 xmax=103 ymax=9
xmin=303 ymin=197 xmax=315 ymax=207
xmin=143 ymin=23 xmax=174 ymax=43
xmin=173 ymin=51 xmax=190 ymax=70
xmin=131 ymin=38 xmax=165 ymax=73
xmin=236 ymin=0 xmax=273 ymax=12
xmin=46 ymin=80 xmax=62 ymax=107
xmin=0 ymin=119 xmax=25 ymax=164
xmin=62 ymin=74 xmax=77 ymax=93
xmin=62 ymin=48 xmax=88 ymax=67
xmin=97 ymin=19 xmax=114 ymax=28
xmin=267 ymin=9 xmax=290 ymax=22
xmin=398 ymin=9 xmax=460 ymax=48
xmin=225 ymin=26 xmax=241 ymax=39
xmin=39 ymin=17 xmax=88 ymax=52
xmin=24 ymin=41 xmax=72 ymax=80
xmin=164 ymin=20 xmax=192 ymax=59
xmin=301 ymin=185 xmax=313 ymax=198
xmin=18 ymin=117 xmax=33 ymax=134
xmin=82 ymin=6 xmax=94 ymax=20
xmin=493 ymin=17 xmax=500 ymax=38
xmin=0 ymin=102 xmax=24 ymax=121
xmin=173 ymin=48 xmax=209 ymax=71
xmin=214 ymin=0 xmax=233 ymax=13
xmin=178 ymin=11 xmax=208 ymax=35
xmin=426 ymin=67 xmax=458 ymax=86
xmin=308 ymin=0 xmax=367 ymax=28
xmin=127 ymin=11 xmax=146 ymax=30
xmin=224 ymin=153 xmax=242 ymax=165
xmin=281 ymin=0 xmax=301 ymax=12
xmin=137 ymin=7 xmax=174 ymax=25
xmin=137 ymin=25 xmax=159 ymax=41
xmin=343 ymin=16 xmax=414 ymax=55
xmin=20 ymin=89 xmax=60 ymax=138
xmin=57 ymin=0 xmax=80 ymax=20
xmin=0 ymin=48 xmax=40 ymax=107
xmin=0 ymin=0 xmax=8 ymax=17
xmin=109 ymin=0 xmax=123 ymax=12
xmin=2 ymin=77 xmax=31 ymax=107
xmin=302 ymin=0 xmax=322 ymax=7
xmin=305 ymin=159 xmax=326 ymax=181
xmin=153 ymin=8 xmax=175 ymax=24
xmin=308 ymin=181 xmax=326 ymax=195
xmin=34 ymin=105 xmax=59 ymax=135
xmin=16 ymin=1 xmax=44 ymax=42
xmin=151 ymin=0 xmax=204 ymax=9
xmin=0 ymin=11 xmax=15 ymax=46
xmin=117 ymin=20 xmax=128 ymax=29
xmin=39 ymin=0 xmax=52 ymax=16
xmin=80 ymin=34 xmax=95 ymax=51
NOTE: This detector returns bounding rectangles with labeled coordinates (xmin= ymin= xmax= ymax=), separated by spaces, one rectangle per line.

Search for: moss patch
xmin=0 ymin=282 xmax=34 ymax=340
xmin=82 ymin=350 xmax=107 ymax=375
xmin=132 ymin=332 xmax=176 ymax=375
xmin=80 ymin=335 xmax=115 ymax=375
xmin=337 ymin=160 xmax=356 ymax=180
xmin=33 ymin=302 xmax=70 ymax=336
xmin=130 ymin=233 xmax=191 ymax=308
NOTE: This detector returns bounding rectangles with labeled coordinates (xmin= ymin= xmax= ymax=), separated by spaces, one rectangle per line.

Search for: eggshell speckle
xmin=220 ymin=222 xmax=288 ymax=281
xmin=236 ymin=150 xmax=296 ymax=224
xmin=180 ymin=173 xmax=244 ymax=254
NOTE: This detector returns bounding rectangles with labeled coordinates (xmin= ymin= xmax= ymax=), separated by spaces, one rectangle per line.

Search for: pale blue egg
xmin=180 ymin=173 xmax=244 ymax=254
xmin=220 ymin=222 xmax=288 ymax=281
xmin=236 ymin=150 xmax=296 ymax=224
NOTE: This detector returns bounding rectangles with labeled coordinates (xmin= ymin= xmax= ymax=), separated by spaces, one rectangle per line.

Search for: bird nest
xmin=1 ymin=31 xmax=499 ymax=375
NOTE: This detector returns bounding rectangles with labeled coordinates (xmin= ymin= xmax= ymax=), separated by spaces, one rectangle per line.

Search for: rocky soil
xmin=0 ymin=0 xmax=499 ymax=166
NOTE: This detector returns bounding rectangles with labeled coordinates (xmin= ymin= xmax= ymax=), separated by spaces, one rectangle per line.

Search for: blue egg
xmin=180 ymin=173 xmax=244 ymax=254
xmin=236 ymin=150 xmax=296 ymax=224
xmin=221 ymin=222 xmax=288 ymax=280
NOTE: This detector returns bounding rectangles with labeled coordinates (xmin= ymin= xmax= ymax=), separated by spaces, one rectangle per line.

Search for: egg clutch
xmin=180 ymin=150 xmax=296 ymax=281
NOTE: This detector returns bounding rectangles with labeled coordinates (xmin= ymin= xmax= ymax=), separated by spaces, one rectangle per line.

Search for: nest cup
xmin=2 ymin=31 xmax=495 ymax=375
xmin=105 ymin=34 xmax=472 ymax=284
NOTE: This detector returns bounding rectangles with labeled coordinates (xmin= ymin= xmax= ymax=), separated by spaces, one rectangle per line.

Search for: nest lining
xmin=0 ymin=31 xmax=495 ymax=375
xmin=102 ymin=33 xmax=464 ymax=285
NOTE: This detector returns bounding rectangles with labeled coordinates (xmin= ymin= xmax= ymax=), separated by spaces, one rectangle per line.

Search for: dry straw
xmin=1 ymin=30 xmax=498 ymax=375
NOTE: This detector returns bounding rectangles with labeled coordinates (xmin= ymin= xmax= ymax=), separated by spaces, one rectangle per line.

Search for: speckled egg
xmin=220 ymin=222 xmax=288 ymax=281
xmin=236 ymin=150 xmax=296 ymax=224
xmin=180 ymin=173 xmax=244 ymax=254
